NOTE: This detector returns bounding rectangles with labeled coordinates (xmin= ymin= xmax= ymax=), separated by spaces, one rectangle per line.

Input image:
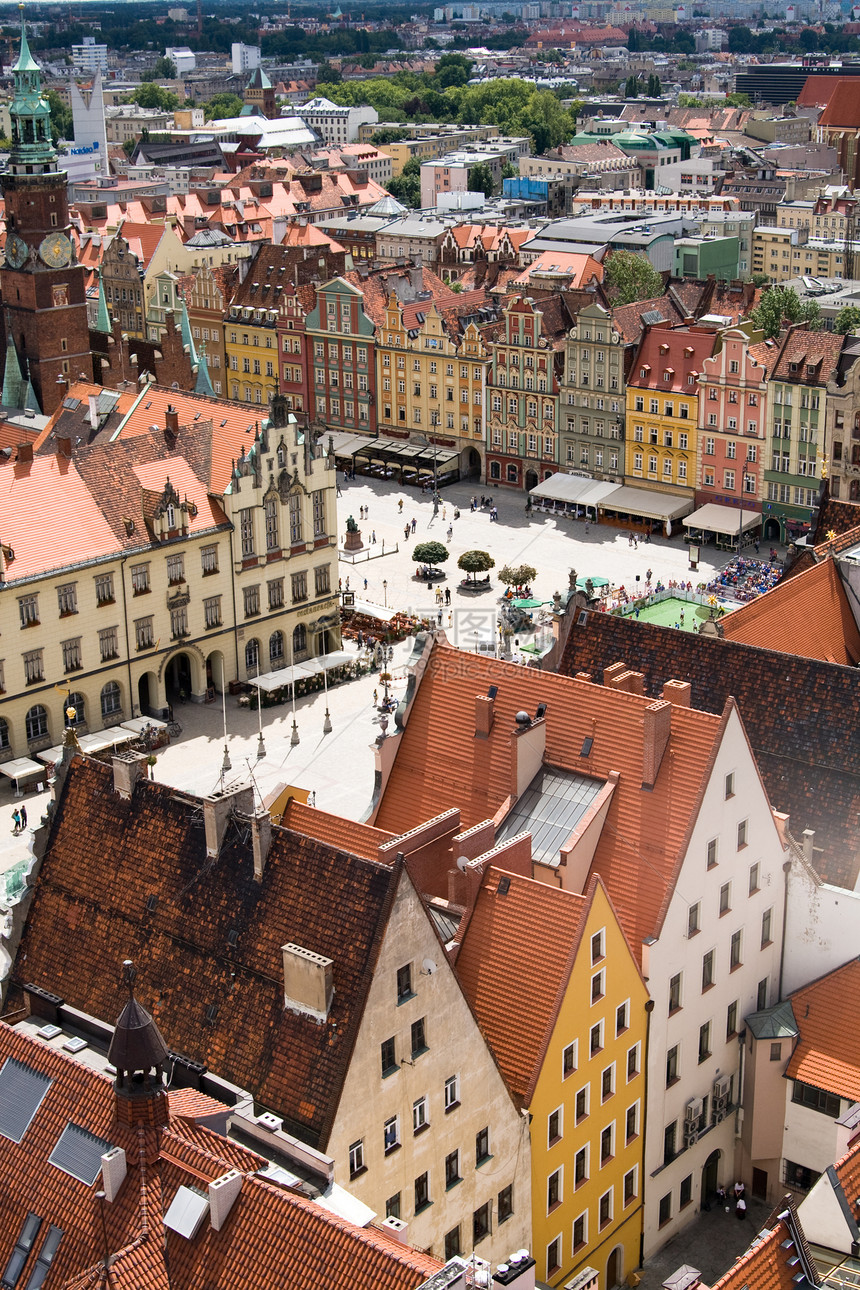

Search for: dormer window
xmin=166 ymin=503 xmax=176 ymax=529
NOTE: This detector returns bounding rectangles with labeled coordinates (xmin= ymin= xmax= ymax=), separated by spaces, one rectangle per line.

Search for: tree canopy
xmin=833 ymin=304 xmax=860 ymax=335
xmin=142 ymin=56 xmax=177 ymax=81
xmin=499 ymin=563 xmax=537 ymax=587
xmin=203 ymin=92 xmax=244 ymax=121
xmin=458 ymin=550 xmax=495 ymax=577
xmin=413 ymin=542 xmax=449 ymax=567
xmin=130 ymin=82 xmax=180 ymax=112
xmin=750 ymin=286 xmax=823 ymax=340
xmin=387 ymin=156 xmax=421 ymax=208
xmin=45 ymin=89 xmax=72 ymax=144
xmin=603 ymin=250 xmax=664 ymax=306
xmin=468 ymin=161 xmax=495 ymax=199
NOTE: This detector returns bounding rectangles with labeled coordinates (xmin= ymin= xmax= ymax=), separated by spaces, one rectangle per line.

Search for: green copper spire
xmin=9 ymin=5 xmax=57 ymax=173
xmin=1 ymin=332 xmax=23 ymax=408
xmin=194 ymin=342 xmax=215 ymax=397
xmin=21 ymin=360 xmax=41 ymax=415
xmin=179 ymin=296 xmax=197 ymax=366
xmin=95 ymin=276 xmax=112 ymax=334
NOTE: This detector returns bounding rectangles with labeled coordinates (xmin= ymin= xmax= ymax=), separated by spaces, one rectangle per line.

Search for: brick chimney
xmin=112 ymin=752 xmax=148 ymax=800
xmin=252 ymin=810 xmax=272 ymax=882
xmin=56 ymin=435 xmax=72 ymax=459
xmin=642 ymin=700 xmax=672 ymax=789
xmin=475 ymin=691 xmax=495 ymax=738
xmin=282 ymin=943 xmax=334 ymax=1021
xmin=164 ymin=404 xmax=179 ymax=444
xmin=209 ymin=1170 xmax=243 ymax=1230
xmin=203 ymin=785 xmax=254 ymax=858
xmin=16 ymin=442 xmax=33 ymax=464
xmin=100 ymin=1146 xmax=127 ymax=1202
xmin=662 ymin=679 xmax=691 ymax=707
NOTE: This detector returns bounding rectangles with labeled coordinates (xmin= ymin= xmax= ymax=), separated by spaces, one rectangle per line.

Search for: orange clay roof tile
xmin=455 ymin=868 xmax=588 ymax=1103
xmin=281 ymin=800 xmax=394 ymax=862
xmin=710 ymin=1216 xmax=806 ymax=1290
xmin=786 ymin=958 xmax=860 ymax=1102
xmin=374 ymin=644 xmax=724 ymax=951
xmin=719 ymin=557 xmax=860 ymax=665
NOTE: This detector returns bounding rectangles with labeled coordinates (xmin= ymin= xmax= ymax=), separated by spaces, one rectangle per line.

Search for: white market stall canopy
xmin=121 ymin=716 xmax=168 ymax=735
xmin=350 ymin=599 xmax=397 ymax=622
xmin=529 ymin=473 xmax=622 ymax=508
xmin=597 ymin=486 xmax=694 ymax=522
xmin=302 ymin=651 xmax=354 ymax=672
xmin=248 ymin=663 xmax=320 ymax=693
xmin=0 ymin=757 xmax=44 ymax=786
xmin=683 ymin=504 xmax=762 ymax=536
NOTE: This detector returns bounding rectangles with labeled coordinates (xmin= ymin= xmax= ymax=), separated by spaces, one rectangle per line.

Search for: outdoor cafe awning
xmin=248 ymin=663 xmax=319 ymax=693
xmin=121 ymin=716 xmax=168 ymax=735
xmin=350 ymin=598 xmax=397 ymax=622
xmin=335 ymin=435 xmax=459 ymax=472
xmin=302 ymin=650 xmax=354 ymax=673
xmin=0 ymin=757 xmax=44 ymax=786
xmin=597 ymin=486 xmax=694 ymax=523
xmin=683 ymin=504 xmax=762 ymax=536
xmin=529 ymin=473 xmax=620 ymax=508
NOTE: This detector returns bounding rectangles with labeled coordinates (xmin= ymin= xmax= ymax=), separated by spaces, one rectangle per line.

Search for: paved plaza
xmin=0 ymin=476 xmax=788 ymax=887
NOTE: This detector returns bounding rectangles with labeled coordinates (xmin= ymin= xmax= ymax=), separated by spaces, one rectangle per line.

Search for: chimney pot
xmin=801 ymin=828 xmax=815 ymax=861
xmin=165 ymin=404 xmax=179 ymax=438
xmin=16 ymin=442 xmax=33 ymax=464
xmin=101 ymin=1146 xmax=127 ymax=1202
xmin=643 ymin=699 xmax=672 ymax=789
xmin=662 ymin=679 xmax=691 ymax=706
xmin=209 ymin=1169 xmax=243 ymax=1230
xmin=56 ymin=435 xmax=72 ymax=459
xmin=475 ymin=693 xmax=495 ymax=739
xmin=112 ymin=752 xmax=147 ymax=800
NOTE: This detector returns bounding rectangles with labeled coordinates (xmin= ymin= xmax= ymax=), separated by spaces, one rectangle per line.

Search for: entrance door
xmin=702 ymin=1149 xmax=721 ymax=1208
xmin=606 ymin=1247 xmax=623 ymax=1290
xmin=752 ymin=1168 xmax=768 ymax=1201
xmin=138 ymin=672 xmax=151 ymax=717
xmin=525 ymin=469 xmax=538 ymax=491
xmin=763 ymin=517 xmax=780 ymax=541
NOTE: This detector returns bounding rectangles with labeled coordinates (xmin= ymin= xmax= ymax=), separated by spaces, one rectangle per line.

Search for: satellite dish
xmin=456 ymin=855 xmax=469 ymax=873
xmin=422 ymin=958 xmax=438 ymax=976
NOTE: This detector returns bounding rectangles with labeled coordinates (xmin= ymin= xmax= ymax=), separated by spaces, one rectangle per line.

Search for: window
xmin=602 ymin=1065 xmax=614 ymax=1101
xmin=444 ymin=1074 xmax=460 ymax=1111
xmin=312 ymin=490 xmax=326 ymax=537
xmin=591 ymin=970 xmax=605 ymax=1003
xmin=659 ymin=1193 xmax=672 ymax=1227
xmin=548 ymin=1108 xmax=562 ymax=1145
xmin=383 ymin=1116 xmax=401 ymax=1156
xmin=719 ymin=882 xmax=731 ymax=916
xmin=95 ymin=573 xmax=114 ymax=604
xmin=411 ymin=1017 xmax=427 ymax=1057
xmin=291 ymin=572 xmax=307 ymax=603
xmin=737 ymin=820 xmax=748 ymax=849
xmin=61 ymin=637 xmax=82 ymax=673
xmin=476 ymin=1126 xmax=490 ymax=1165
xmin=761 ymin=907 xmax=773 ymax=947
xmin=380 ymin=1037 xmax=397 ymax=1077
xmin=101 ymin=682 xmax=121 ymax=719
xmin=25 ymin=703 xmax=48 ymax=740
xmin=445 ymin=1149 xmax=461 ymax=1188
xmin=771 ymin=1042 xmax=782 ymax=1062
xmin=349 ymin=1140 xmax=365 ymax=1178
xmin=599 ymin=1188 xmax=613 ymax=1228
xmin=98 ymin=626 xmax=119 ymax=661
xmin=166 ymin=553 xmax=184 ymax=584
xmin=783 ymin=1160 xmax=821 ymax=1193
xmin=132 ymin=562 xmax=151 ymax=592
xmin=563 ymin=1041 xmax=577 ymax=1079
xmin=396 ymin=964 xmax=412 ymax=1003
xmin=547 ymin=1168 xmax=562 ymax=1211
xmin=669 ymin=973 xmax=682 ymax=1014
xmin=289 ymin=492 xmax=302 ymax=544
xmin=730 ymin=931 xmax=743 ymax=970
xmin=666 ymin=1045 xmax=679 ymax=1087
xmin=707 ymin=838 xmax=718 ymax=868
xmin=18 ymin=595 xmax=39 ymax=628
xmin=749 ymin=862 xmax=760 ymax=894
xmin=575 ymin=1084 xmax=589 ymax=1123
xmin=56 ymin=584 xmax=77 ymax=616
xmin=702 ymin=950 xmax=714 ymax=991
xmin=663 ymin=1121 xmax=677 ymax=1165
xmin=574 ymin=1145 xmax=588 ymax=1186
xmin=680 ymin=1174 xmax=693 ymax=1209
xmin=135 ymin=616 xmax=154 ymax=650
xmin=264 ymin=496 xmax=279 ymax=551
xmin=444 ymin=1227 xmax=461 ymax=1260
xmin=414 ymin=1173 xmax=430 ymax=1213
xmin=498 ymin=1184 xmax=513 ymax=1224
xmin=590 ymin=1021 xmax=603 ymax=1056
xmin=626 ymin=1102 xmax=638 ymax=1142
xmin=573 ymin=1212 xmax=587 ymax=1251
xmin=1 ymin=1212 xmax=43 ymax=1289
xmin=792 ymin=1081 xmax=841 ymax=1117
xmin=757 ymin=978 xmax=768 ymax=1010
xmin=727 ymin=1000 xmax=738 ymax=1039
xmin=688 ymin=903 xmax=700 ymax=937
xmin=616 ymin=1001 xmax=629 ymax=1036
xmin=698 ymin=1021 xmax=712 ymax=1063
xmin=413 ymin=1096 xmax=429 ymax=1134
xmin=627 ymin=1043 xmax=640 ymax=1080
xmin=21 ymin=1225 xmax=61 ymax=1290
xmin=546 ymin=1237 xmax=562 ymax=1277
xmin=725 ymin=772 xmax=735 ymax=799
xmin=268 ymin=578 xmax=284 ymax=610
xmin=600 ymin=1124 xmax=613 ymax=1164
xmin=314 ymin=565 xmax=330 ymax=597
xmin=591 ymin=929 xmax=605 ymax=963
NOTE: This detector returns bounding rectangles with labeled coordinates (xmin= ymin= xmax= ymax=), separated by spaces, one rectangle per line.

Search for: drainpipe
xmin=779 ymin=857 xmax=792 ymax=1000
xmin=735 ymin=1028 xmax=745 ymax=1145
xmin=119 ymin=555 xmax=135 ymax=717
xmin=229 ymin=519 xmax=239 ymax=688
xmin=640 ymin=997 xmax=654 ymax=1269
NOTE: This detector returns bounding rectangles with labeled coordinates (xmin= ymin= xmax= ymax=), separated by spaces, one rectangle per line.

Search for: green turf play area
xmin=619 ymin=596 xmax=736 ymax=633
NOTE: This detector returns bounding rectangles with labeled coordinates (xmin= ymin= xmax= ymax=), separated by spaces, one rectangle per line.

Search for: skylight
xmin=0 ymin=1059 xmax=52 ymax=1144
xmin=164 ymin=1186 xmax=210 ymax=1239
xmin=48 ymin=1123 xmax=112 ymax=1186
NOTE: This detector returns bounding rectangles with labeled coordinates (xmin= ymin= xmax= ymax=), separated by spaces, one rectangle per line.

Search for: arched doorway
xmin=166 ymin=652 xmax=193 ymax=701
xmin=701 ymin=1149 xmax=721 ymax=1208
xmin=138 ymin=671 xmax=158 ymax=717
xmin=763 ymin=517 xmax=781 ymax=542
xmin=206 ymin=651 xmax=226 ymax=694
xmin=525 ymin=469 xmax=538 ymax=491
xmin=467 ymin=447 xmax=482 ymax=477
xmin=606 ymin=1245 xmax=624 ymax=1290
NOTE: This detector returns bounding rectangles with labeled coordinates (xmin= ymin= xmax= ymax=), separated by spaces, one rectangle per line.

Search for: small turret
xmin=108 ymin=960 xmax=171 ymax=1129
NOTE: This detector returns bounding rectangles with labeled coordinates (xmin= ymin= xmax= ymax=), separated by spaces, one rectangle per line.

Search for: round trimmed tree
xmin=413 ymin=541 xmax=449 ymax=569
xmin=458 ymin=550 xmax=495 ymax=582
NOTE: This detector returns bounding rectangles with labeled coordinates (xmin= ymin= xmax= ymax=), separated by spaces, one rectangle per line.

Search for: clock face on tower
xmin=5 ymin=233 xmax=29 ymax=269
xmin=39 ymin=232 xmax=72 ymax=269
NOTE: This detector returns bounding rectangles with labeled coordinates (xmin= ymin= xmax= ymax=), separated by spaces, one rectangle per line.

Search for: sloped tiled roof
xmin=814 ymin=494 xmax=860 ymax=542
xmin=12 ymin=757 xmax=402 ymax=1148
xmin=281 ymin=799 xmax=394 ymax=862
xmin=611 ymin=295 xmax=682 ymax=343
xmin=710 ymin=1212 xmax=813 ymax=1290
xmin=786 ymin=958 xmax=860 ymax=1101
xmin=455 ymin=868 xmax=589 ymax=1104
xmin=834 ymin=1137 xmax=860 ymax=1211
xmin=559 ymin=613 xmax=860 ymax=889
xmin=770 ymin=329 xmax=845 ymax=384
xmin=628 ymin=325 xmax=717 ymax=393
xmin=0 ymin=1022 xmax=442 ymax=1290
xmin=375 ymin=644 xmax=724 ymax=951
xmin=719 ymin=557 xmax=860 ymax=665
xmin=819 ymin=80 xmax=860 ymax=128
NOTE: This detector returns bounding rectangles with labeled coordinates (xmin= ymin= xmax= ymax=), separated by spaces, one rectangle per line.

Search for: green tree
xmin=388 ymin=156 xmax=421 ymax=208
xmin=131 ymin=82 xmax=180 ymax=111
xmin=751 ymin=286 xmax=823 ymax=340
xmin=468 ymin=160 xmax=495 ymax=199
xmin=371 ymin=127 xmax=408 ymax=146
xmin=45 ymin=89 xmax=73 ymax=144
xmin=435 ymin=52 xmax=473 ymax=88
xmin=203 ymin=92 xmax=244 ymax=120
xmin=413 ymin=541 xmax=449 ymax=568
xmin=647 ymin=73 xmax=661 ymax=96
xmin=498 ymin=563 xmax=537 ymax=588
xmin=316 ymin=61 xmax=342 ymax=84
xmin=142 ymin=55 xmax=177 ymax=81
xmin=501 ymin=161 xmax=518 ymax=181
xmin=725 ymin=91 xmax=752 ymax=107
xmin=458 ymin=550 xmax=495 ymax=581
xmin=603 ymin=249 xmax=664 ymax=305
xmin=750 ymin=272 xmax=771 ymax=287
xmin=834 ymin=304 xmax=860 ymax=334
xmin=625 ymin=75 xmax=640 ymax=98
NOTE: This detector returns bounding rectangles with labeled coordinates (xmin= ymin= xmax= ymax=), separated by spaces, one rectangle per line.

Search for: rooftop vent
xmin=282 ymin=944 xmax=334 ymax=1022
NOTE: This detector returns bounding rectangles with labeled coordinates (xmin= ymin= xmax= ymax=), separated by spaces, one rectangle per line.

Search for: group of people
xmin=470 ymin=495 xmax=499 ymax=521
xmin=707 ymin=556 xmax=783 ymax=603
xmin=10 ymin=804 xmax=27 ymax=835
xmin=715 ymin=1180 xmax=747 ymax=1219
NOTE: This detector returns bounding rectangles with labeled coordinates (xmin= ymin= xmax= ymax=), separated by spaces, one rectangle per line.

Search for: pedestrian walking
xmin=11 ymin=808 xmax=20 ymax=835
xmin=736 ymin=1198 xmax=747 ymax=1221
xmin=437 ymin=607 xmax=443 ymax=624
xmin=371 ymin=530 xmax=376 ymax=544
xmin=446 ymin=525 xmax=453 ymax=542
xmin=398 ymin=498 xmax=404 ymax=512
xmin=405 ymin=524 xmax=410 ymax=540
xmin=20 ymin=804 xmax=27 ymax=830
xmin=435 ymin=588 xmax=443 ymax=606
xmin=363 ymin=577 xmax=368 ymax=590
xmin=646 ymin=568 xmax=653 ymax=583
xmin=373 ymin=688 xmax=378 ymax=705
xmin=411 ymin=517 xmax=417 ymax=533
xmin=444 ymin=587 xmax=451 ymax=605
xmin=442 ymin=506 xmax=447 ymax=520
xmin=345 ymin=576 xmax=350 ymax=591
xmin=734 ymin=1181 xmax=745 ymax=1200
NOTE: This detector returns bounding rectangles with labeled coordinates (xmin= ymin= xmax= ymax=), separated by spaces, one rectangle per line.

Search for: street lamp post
xmin=383 ymin=579 xmax=388 ymax=608
xmin=255 ymin=658 xmax=265 ymax=760
xmin=322 ymin=660 xmax=332 ymax=735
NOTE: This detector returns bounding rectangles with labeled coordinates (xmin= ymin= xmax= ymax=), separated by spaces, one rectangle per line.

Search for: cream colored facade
xmin=751 ymin=225 xmax=855 ymax=282
xmin=327 ymin=866 xmax=532 ymax=1266
xmin=0 ymin=405 xmax=339 ymax=761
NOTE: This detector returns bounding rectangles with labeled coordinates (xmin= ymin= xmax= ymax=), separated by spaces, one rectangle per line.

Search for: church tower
xmin=1 ymin=7 xmax=92 ymax=414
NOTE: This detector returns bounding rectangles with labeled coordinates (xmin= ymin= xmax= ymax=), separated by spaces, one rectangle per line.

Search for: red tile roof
xmin=455 ymin=868 xmax=589 ymax=1104
xmin=786 ymin=958 xmax=860 ymax=1101
xmin=710 ymin=1213 xmax=810 ymax=1290
xmin=374 ymin=643 xmax=725 ymax=951
xmin=797 ymin=75 xmax=851 ymax=108
xmin=818 ymin=79 xmax=860 ymax=128
xmin=281 ymin=800 xmax=394 ymax=862
xmin=834 ymin=1137 xmax=860 ymax=1213
xmin=627 ymin=324 xmax=718 ymax=394
xmin=719 ymin=557 xmax=860 ymax=665
xmin=0 ymin=1021 xmax=442 ymax=1290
